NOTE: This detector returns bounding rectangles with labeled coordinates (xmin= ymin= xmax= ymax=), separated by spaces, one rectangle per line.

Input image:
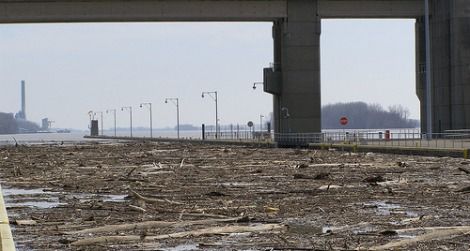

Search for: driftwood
xmin=458 ymin=167 xmax=470 ymax=174
xmin=369 ymin=226 xmax=470 ymax=250
xmin=179 ymin=212 xmax=230 ymax=219
xmin=306 ymin=163 xmax=373 ymax=168
xmin=130 ymin=190 xmax=184 ymax=205
xmin=179 ymin=158 xmax=185 ymax=168
xmin=128 ymin=205 xmax=146 ymax=213
xmin=66 ymin=216 xmax=246 ymax=235
xmin=71 ymin=223 xmax=285 ymax=246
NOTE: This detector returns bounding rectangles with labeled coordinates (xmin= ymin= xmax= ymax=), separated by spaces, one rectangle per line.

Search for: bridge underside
xmin=1 ymin=0 xmax=469 ymax=140
xmin=0 ymin=0 xmax=423 ymax=22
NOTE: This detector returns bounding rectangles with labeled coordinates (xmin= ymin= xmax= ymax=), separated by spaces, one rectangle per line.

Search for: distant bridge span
xmin=1 ymin=0 xmax=469 ymax=144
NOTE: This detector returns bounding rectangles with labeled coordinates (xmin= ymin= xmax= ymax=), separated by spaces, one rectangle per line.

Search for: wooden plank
xmin=0 ymin=185 xmax=16 ymax=251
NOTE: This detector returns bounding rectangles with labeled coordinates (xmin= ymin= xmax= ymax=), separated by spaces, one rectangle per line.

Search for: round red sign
xmin=340 ymin=116 xmax=348 ymax=126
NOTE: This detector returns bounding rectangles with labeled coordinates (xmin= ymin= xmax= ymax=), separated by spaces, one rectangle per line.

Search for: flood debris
xmin=0 ymin=141 xmax=470 ymax=250
xmin=458 ymin=166 xmax=470 ymax=174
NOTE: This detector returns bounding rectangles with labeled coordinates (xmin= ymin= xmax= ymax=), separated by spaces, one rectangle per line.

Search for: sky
xmin=0 ymin=19 xmax=417 ymax=130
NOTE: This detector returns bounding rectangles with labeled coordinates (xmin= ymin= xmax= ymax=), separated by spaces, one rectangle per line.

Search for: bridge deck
xmin=0 ymin=0 xmax=423 ymax=23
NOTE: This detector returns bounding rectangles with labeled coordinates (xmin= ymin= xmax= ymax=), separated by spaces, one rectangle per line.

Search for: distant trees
xmin=322 ymin=102 xmax=419 ymax=129
xmin=177 ymin=124 xmax=200 ymax=131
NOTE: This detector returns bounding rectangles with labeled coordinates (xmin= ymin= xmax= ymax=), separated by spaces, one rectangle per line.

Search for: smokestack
xmin=21 ymin=80 xmax=26 ymax=120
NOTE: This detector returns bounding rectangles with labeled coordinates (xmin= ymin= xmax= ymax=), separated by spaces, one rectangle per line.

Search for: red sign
xmin=340 ymin=116 xmax=348 ymax=126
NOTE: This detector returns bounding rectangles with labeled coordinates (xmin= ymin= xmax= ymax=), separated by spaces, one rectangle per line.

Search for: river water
xmin=0 ymin=130 xmax=202 ymax=146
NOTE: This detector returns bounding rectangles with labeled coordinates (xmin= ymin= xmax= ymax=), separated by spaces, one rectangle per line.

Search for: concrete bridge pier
xmin=417 ymin=0 xmax=470 ymax=134
xmin=269 ymin=0 xmax=321 ymax=144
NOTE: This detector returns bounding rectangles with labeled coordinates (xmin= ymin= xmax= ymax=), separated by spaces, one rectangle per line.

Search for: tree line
xmin=322 ymin=102 xmax=419 ymax=129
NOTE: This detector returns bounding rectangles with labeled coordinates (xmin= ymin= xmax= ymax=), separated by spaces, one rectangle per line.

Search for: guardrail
xmin=204 ymin=131 xmax=470 ymax=149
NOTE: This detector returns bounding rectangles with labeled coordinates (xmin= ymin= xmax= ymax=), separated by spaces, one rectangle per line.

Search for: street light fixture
xmin=253 ymin=82 xmax=263 ymax=90
xmin=94 ymin=111 xmax=104 ymax=136
xmin=165 ymin=98 xmax=180 ymax=139
xmin=87 ymin=110 xmax=94 ymax=133
xmin=88 ymin=110 xmax=94 ymax=121
xmin=106 ymin=109 xmax=117 ymax=137
xmin=201 ymin=91 xmax=219 ymax=138
xmin=140 ymin=103 xmax=153 ymax=138
xmin=121 ymin=106 xmax=133 ymax=138
xmin=281 ymin=107 xmax=290 ymax=118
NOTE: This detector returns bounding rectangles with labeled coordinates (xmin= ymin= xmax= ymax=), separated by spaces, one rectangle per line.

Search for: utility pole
xmin=106 ymin=109 xmax=117 ymax=137
xmin=165 ymin=98 xmax=180 ymax=139
xmin=140 ymin=103 xmax=153 ymax=138
xmin=121 ymin=106 xmax=133 ymax=137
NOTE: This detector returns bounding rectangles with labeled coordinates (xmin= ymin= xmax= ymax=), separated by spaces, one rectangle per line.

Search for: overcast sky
xmin=0 ymin=19 xmax=417 ymax=130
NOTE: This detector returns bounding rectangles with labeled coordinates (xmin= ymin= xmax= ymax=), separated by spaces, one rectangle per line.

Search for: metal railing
xmin=204 ymin=130 xmax=470 ymax=149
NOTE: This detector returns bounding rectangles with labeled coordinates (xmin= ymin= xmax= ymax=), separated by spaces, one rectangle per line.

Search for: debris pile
xmin=0 ymin=142 xmax=469 ymax=250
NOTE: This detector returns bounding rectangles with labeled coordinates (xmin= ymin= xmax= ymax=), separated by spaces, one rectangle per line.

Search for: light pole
xmin=94 ymin=111 xmax=104 ymax=136
xmin=252 ymin=82 xmax=263 ymax=90
xmin=121 ymin=106 xmax=133 ymax=137
xmin=165 ymin=98 xmax=180 ymax=139
xmin=260 ymin=115 xmax=265 ymax=132
xmin=140 ymin=103 xmax=153 ymax=138
xmin=106 ymin=109 xmax=117 ymax=137
xmin=202 ymin=91 xmax=218 ymax=138
xmin=424 ymin=0 xmax=432 ymax=139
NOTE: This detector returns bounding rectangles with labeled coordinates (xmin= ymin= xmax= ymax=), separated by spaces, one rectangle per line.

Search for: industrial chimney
xmin=21 ymin=80 xmax=26 ymax=120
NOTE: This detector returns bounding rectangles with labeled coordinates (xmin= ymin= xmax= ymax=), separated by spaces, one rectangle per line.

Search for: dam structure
xmin=1 ymin=0 xmax=469 ymax=143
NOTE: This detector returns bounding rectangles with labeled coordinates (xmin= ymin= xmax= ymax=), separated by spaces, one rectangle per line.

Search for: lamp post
xmin=106 ymin=109 xmax=117 ymax=137
xmin=165 ymin=98 xmax=180 ymax=139
xmin=88 ymin=111 xmax=94 ymax=133
xmin=424 ymin=0 xmax=432 ymax=140
xmin=140 ymin=103 xmax=153 ymax=138
xmin=252 ymin=82 xmax=263 ymax=90
xmin=121 ymin=106 xmax=133 ymax=137
xmin=201 ymin=91 xmax=218 ymax=138
xmin=94 ymin=111 xmax=104 ymax=136
xmin=260 ymin=115 xmax=265 ymax=132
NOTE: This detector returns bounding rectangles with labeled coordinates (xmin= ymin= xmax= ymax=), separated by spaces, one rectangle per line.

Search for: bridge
xmin=1 ymin=0 xmax=469 ymax=144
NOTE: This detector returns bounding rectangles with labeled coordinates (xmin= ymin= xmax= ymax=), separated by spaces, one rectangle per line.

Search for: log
xmin=369 ymin=226 xmax=470 ymax=250
xmin=130 ymin=190 xmax=184 ymax=205
xmin=66 ymin=216 xmax=245 ymax=235
xmin=71 ymin=223 xmax=285 ymax=246
xmin=458 ymin=167 xmax=470 ymax=174
xmin=128 ymin=205 xmax=146 ymax=213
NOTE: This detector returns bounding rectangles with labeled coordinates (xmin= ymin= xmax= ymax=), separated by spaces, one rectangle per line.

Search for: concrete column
xmin=424 ymin=0 xmax=470 ymax=132
xmin=429 ymin=0 xmax=452 ymax=133
xmin=415 ymin=18 xmax=427 ymax=133
xmin=273 ymin=0 xmax=321 ymax=136
xmin=272 ymin=21 xmax=282 ymax=135
xmin=449 ymin=0 xmax=470 ymax=130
